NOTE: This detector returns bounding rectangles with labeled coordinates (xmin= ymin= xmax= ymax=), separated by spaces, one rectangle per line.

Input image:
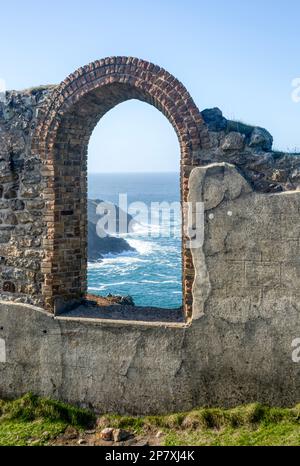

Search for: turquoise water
xmin=88 ymin=173 xmax=182 ymax=308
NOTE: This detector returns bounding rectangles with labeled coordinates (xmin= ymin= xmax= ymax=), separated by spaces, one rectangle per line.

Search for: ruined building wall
xmin=199 ymin=107 xmax=300 ymax=193
xmin=1 ymin=90 xmax=300 ymax=310
xmin=1 ymin=162 xmax=300 ymax=412
xmin=1 ymin=59 xmax=300 ymax=412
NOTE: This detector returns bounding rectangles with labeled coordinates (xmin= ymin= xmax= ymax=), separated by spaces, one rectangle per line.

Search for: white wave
xmin=88 ymin=256 xmax=149 ymax=269
xmin=130 ymin=221 xmax=181 ymax=238
xmin=101 ymin=249 xmax=136 ymax=259
xmin=126 ymin=238 xmax=155 ymax=255
xmin=88 ymin=285 xmax=107 ymax=291
xmin=88 ymin=281 xmax=139 ymax=290
xmin=141 ymin=279 xmax=180 ymax=284
xmin=131 ymin=222 xmax=161 ymax=234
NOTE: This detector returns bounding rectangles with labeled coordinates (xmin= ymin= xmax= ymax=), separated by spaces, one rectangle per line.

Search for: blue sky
xmin=1 ymin=0 xmax=300 ymax=171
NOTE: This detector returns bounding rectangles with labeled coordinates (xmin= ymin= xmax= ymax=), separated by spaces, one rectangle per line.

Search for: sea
xmin=88 ymin=172 xmax=182 ymax=309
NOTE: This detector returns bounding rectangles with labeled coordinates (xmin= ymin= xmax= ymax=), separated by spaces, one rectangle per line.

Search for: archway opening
xmin=87 ymin=100 xmax=182 ymax=309
xmin=34 ymin=57 xmax=203 ymax=319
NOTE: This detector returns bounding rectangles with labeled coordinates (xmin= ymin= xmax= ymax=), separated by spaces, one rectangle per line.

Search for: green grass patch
xmin=0 ymin=392 xmax=95 ymax=426
xmin=1 ymin=395 xmax=300 ymax=446
xmin=0 ymin=420 xmax=67 ymax=446
xmin=99 ymin=403 xmax=300 ymax=446
xmin=164 ymin=422 xmax=300 ymax=446
xmin=0 ymin=393 xmax=95 ymax=446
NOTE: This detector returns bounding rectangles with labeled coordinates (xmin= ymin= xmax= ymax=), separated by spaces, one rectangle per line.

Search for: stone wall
xmin=0 ymin=87 xmax=54 ymax=307
xmin=199 ymin=107 xmax=300 ymax=193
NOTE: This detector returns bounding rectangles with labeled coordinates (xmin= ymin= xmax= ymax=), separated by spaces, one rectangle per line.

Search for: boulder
xmin=106 ymin=294 xmax=135 ymax=306
xmin=201 ymin=107 xmax=227 ymax=131
xmin=113 ymin=429 xmax=131 ymax=442
xmin=249 ymin=127 xmax=273 ymax=151
xmin=100 ymin=428 xmax=114 ymax=441
xmin=221 ymin=132 xmax=245 ymax=151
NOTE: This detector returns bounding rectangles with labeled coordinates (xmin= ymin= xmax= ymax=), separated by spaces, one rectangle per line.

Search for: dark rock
xmin=201 ymin=107 xmax=227 ymax=131
xmin=21 ymin=173 xmax=41 ymax=185
xmin=3 ymin=281 xmax=15 ymax=293
xmin=16 ymin=211 xmax=33 ymax=224
xmin=10 ymin=199 xmax=25 ymax=211
xmin=0 ymin=201 xmax=9 ymax=209
xmin=88 ymin=198 xmax=136 ymax=234
xmin=249 ymin=127 xmax=273 ymax=151
xmin=88 ymin=199 xmax=135 ymax=262
xmin=113 ymin=428 xmax=131 ymax=442
xmin=88 ymin=222 xmax=134 ymax=261
xmin=2 ymin=212 xmax=17 ymax=225
xmin=106 ymin=294 xmax=135 ymax=306
xmin=0 ymin=229 xmax=11 ymax=243
xmin=4 ymin=187 xmax=17 ymax=199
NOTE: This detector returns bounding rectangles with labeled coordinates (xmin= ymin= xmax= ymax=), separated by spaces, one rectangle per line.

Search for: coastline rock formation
xmin=88 ymin=199 xmax=135 ymax=261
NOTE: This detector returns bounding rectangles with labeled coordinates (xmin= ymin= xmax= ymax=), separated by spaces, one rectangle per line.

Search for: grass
xmin=0 ymin=394 xmax=300 ymax=446
xmin=0 ymin=420 xmax=67 ymax=446
xmin=0 ymin=393 xmax=95 ymax=446
xmin=164 ymin=423 xmax=300 ymax=446
xmin=99 ymin=403 xmax=300 ymax=446
xmin=226 ymin=119 xmax=255 ymax=137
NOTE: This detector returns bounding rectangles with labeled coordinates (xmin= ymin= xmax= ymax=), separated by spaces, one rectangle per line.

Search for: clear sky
xmin=1 ymin=0 xmax=300 ymax=172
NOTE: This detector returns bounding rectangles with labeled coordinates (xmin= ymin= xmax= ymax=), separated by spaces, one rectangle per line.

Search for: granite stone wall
xmin=199 ymin=107 xmax=300 ymax=193
xmin=0 ymin=87 xmax=54 ymax=307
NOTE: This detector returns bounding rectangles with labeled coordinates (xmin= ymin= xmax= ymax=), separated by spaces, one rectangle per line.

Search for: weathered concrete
xmin=1 ymin=287 xmax=300 ymax=413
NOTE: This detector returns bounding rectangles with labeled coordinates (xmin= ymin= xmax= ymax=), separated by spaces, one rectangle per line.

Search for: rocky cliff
xmin=87 ymin=199 xmax=135 ymax=261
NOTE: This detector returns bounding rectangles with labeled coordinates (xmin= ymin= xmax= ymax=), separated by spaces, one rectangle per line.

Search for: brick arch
xmin=32 ymin=56 xmax=204 ymax=318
